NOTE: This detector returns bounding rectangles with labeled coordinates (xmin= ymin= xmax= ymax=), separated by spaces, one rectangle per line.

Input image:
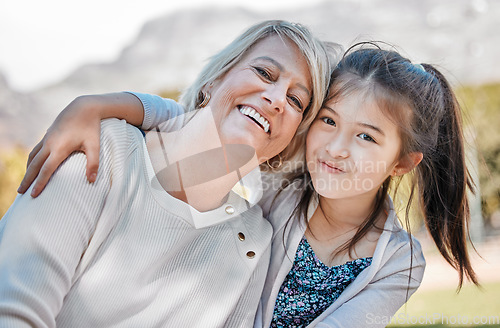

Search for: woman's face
xmin=206 ymin=34 xmax=312 ymax=162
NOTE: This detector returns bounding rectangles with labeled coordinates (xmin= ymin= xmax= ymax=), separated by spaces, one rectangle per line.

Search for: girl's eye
xmin=359 ymin=133 xmax=376 ymax=143
xmin=288 ymin=95 xmax=303 ymax=111
xmin=321 ymin=117 xmax=336 ymax=126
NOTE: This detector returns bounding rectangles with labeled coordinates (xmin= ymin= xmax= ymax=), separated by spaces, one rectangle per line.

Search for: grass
xmin=387 ymin=282 xmax=500 ymax=327
xmin=390 ymin=326 xmax=499 ymax=328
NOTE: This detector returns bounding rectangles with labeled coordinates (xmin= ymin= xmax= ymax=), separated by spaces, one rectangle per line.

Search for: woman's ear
xmin=204 ymin=81 xmax=215 ymax=92
xmin=199 ymin=82 xmax=216 ymax=108
xmin=392 ymin=152 xmax=423 ymax=176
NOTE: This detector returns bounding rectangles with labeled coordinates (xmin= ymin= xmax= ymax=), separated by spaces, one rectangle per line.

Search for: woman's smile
xmin=237 ymin=105 xmax=271 ymax=134
xmin=205 ymin=34 xmax=312 ymax=162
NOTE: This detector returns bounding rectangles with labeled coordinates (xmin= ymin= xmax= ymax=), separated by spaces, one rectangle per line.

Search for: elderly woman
xmin=0 ymin=20 xmax=331 ymax=327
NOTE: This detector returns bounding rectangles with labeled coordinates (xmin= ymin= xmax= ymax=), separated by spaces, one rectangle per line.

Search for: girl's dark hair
xmin=278 ymin=42 xmax=477 ymax=289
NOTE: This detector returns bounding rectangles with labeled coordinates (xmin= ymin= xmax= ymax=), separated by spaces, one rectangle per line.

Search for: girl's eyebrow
xmin=322 ymin=105 xmax=338 ymax=115
xmin=322 ymin=106 xmax=385 ymax=136
xmin=358 ymin=122 xmax=385 ymax=136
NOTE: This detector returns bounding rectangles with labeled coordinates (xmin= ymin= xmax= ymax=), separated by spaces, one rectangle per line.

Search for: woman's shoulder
xmin=100 ymin=118 xmax=145 ymax=153
xmin=95 ymin=119 xmax=148 ymax=180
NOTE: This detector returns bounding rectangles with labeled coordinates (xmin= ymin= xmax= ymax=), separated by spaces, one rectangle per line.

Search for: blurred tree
xmin=158 ymin=89 xmax=181 ymax=101
xmin=0 ymin=147 xmax=28 ymax=218
xmin=457 ymin=83 xmax=500 ymax=224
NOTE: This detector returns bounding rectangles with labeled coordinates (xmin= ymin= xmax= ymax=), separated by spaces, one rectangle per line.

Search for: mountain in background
xmin=1 ymin=0 xmax=498 ymax=148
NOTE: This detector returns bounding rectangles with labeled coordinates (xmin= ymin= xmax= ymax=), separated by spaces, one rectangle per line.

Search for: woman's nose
xmin=262 ymin=84 xmax=286 ymax=113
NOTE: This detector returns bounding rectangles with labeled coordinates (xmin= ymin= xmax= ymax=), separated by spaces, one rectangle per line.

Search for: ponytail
xmin=416 ymin=64 xmax=477 ymax=288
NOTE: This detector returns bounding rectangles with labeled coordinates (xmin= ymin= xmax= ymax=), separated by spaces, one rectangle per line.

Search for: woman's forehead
xmin=242 ymin=35 xmax=300 ymax=61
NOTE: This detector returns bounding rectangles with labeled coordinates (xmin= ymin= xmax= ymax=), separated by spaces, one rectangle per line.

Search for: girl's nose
xmin=325 ymin=136 xmax=350 ymax=159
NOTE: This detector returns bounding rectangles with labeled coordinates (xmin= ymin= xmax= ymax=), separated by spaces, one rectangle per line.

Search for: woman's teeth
xmin=239 ymin=106 xmax=270 ymax=133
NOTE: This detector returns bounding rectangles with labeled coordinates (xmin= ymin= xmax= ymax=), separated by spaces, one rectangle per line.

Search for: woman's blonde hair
xmin=180 ymin=20 xmax=335 ymax=166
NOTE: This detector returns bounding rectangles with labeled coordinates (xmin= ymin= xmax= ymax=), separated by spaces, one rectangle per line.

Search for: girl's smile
xmin=318 ymin=159 xmax=347 ymax=174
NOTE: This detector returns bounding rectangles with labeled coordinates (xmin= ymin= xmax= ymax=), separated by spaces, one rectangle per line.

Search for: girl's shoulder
xmin=380 ymin=197 xmax=426 ymax=268
xmin=384 ymin=198 xmax=421 ymax=244
xmin=259 ymin=172 xmax=303 ymax=215
xmin=258 ymin=172 xmax=306 ymax=233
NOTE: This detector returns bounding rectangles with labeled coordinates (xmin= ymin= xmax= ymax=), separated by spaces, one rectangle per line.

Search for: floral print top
xmin=270 ymin=237 xmax=372 ymax=328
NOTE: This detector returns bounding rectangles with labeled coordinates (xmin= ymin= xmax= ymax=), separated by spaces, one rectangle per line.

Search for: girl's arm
xmin=0 ymin=121 xmax=117 ymax=326
xmin=18 ymin=92 xmax=183 ymax=197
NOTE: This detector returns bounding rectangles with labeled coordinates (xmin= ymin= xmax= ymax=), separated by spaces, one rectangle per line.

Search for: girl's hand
xmin=18 ymin=96 xmax=103 ymax=197
xmin=17 ymin=92 xmax=144 ymax=197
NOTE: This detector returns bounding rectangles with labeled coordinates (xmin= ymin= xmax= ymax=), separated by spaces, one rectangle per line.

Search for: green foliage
xmin=457 ymin=83 xmax=500 ymax=219
xmin=389 ymin=282 xmax=500 ymax=327
xmin=0 ymin=147 xmax=28 ymax=218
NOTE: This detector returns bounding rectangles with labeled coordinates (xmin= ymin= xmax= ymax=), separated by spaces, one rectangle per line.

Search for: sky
xmin=0 ymin=0 xmax=323 ymax=92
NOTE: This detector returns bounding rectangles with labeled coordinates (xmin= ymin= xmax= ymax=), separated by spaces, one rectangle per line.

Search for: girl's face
xmin=306 ymin=92 xmax=407 ymax=200
xmin=205 ymin=35 xmax=312 ymax=163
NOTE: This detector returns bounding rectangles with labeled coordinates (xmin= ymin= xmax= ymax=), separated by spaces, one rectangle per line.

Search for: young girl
xmin=255 ymin=44 xmax=478 ymax=327
xmin=17 ymin=44 xmax=478 ymax=327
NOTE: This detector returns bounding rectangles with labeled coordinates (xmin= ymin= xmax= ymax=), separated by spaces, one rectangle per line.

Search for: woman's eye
xmin=321 ymin=117 xmax=336 ymax=126
xmin=359 ymin=133 xmax=375 ymax=143
xmin=254 ymin=67 xmax=271 ymax=80
xmin=288 ymin=95 xmax=303 ymax=110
